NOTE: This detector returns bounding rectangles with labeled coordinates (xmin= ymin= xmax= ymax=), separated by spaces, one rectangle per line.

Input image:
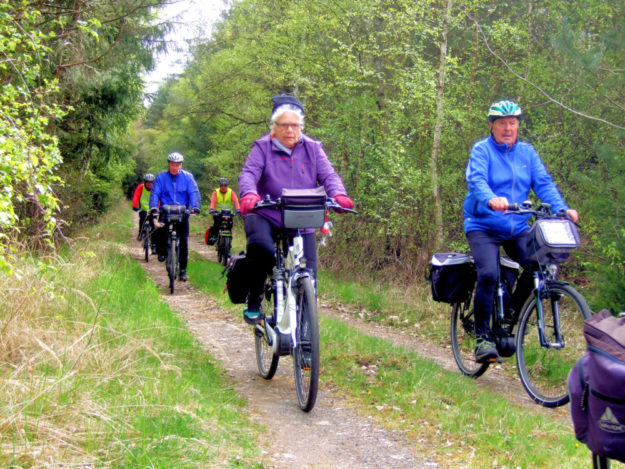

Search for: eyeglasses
xmin=275 ymin=123 xmax=301 ymax=130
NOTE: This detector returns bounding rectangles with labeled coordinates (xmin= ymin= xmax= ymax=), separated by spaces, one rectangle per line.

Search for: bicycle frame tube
xmin=265 ymin=232 xmax=311 ymax=355
xmin=532 ymin=271 xmax=565 ymax=349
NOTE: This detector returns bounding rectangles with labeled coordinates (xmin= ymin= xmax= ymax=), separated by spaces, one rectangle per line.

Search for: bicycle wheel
xmin=143 ymin=234 xmax=150 ymax=262
xmin=222 ymin=237 xmax=231 ymax=266
xmin=293 ymin=276 xmax=319 ymax=412
xmin=167 ymin=237 xmax=176 ymax=294
xmin=515 ymin=283 xmax=591 ymax=407
xmin=217 ymin=236 xmax=224 ymax=264
xmin=450 ymin=295 xmax=490 ymax=378
xmin=255 ymin=280 xmax=279 ymax=379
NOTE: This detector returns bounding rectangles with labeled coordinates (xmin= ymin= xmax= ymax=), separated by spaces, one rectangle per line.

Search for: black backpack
xmin=224 ymin=252 xmax=250 ymax=304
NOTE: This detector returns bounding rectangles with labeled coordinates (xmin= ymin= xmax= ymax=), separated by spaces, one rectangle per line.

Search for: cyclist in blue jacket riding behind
xmin=463 ymin=100 xmax=578 ymax=364
xmin=149 ymin=152 xmax=201 ymax=282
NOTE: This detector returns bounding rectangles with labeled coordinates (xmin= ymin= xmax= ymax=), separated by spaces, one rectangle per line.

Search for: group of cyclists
xmin=133 ymin=94 xmax=576 ymax=365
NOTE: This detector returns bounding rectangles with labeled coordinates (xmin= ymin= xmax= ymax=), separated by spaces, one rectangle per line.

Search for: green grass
xmin=186 ymin=250 xmax=612 ymax=468
xmin=0 ymin=205 xmax=261 ymax=467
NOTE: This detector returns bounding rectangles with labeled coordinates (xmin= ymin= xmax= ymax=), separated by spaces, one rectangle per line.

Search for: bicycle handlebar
xmin=254 ymin=195 xmax=358 ymax=214
xmin=506 ymin=201 xmax=573 ymax=222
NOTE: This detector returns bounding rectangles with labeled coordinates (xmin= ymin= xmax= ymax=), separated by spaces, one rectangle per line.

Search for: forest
xmin=2 ymin=0 xmax=625 ymax=310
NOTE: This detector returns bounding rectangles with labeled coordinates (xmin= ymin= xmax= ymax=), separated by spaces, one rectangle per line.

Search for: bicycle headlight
xmin=547 ymin=263 xmax=558 ymax=277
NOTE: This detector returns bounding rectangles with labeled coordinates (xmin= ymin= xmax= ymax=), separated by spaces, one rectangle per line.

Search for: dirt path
xmin=130 ymin=224 xmax=569 ymax=468
xmin=131 ymin=229 xmax=435 ymax=468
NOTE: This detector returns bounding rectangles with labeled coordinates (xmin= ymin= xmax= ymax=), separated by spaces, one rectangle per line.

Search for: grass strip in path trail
xmin=0 ymin=208 xmax=261 ymax=467
xmin=189 ymin=254 xmax=603 ymax=468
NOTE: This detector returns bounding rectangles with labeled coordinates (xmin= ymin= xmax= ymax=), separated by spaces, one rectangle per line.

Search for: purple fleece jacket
xmin=238 ymin=134 xmax=347 ymax=227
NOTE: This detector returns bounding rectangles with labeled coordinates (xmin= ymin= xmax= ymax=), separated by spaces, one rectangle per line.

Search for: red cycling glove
xmin=334 ymin=194 xmax=354 ymax=210
xmin=240 ymin=193 xmax=261 ymax=214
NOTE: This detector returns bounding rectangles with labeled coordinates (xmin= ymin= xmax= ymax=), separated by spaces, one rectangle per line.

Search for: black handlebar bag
xmin=280 ymin=187 xmax=326 ymax=229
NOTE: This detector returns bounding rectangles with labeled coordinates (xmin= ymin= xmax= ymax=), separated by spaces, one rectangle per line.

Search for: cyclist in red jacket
xmin=132 ymin=173 xmax=155 ymax=245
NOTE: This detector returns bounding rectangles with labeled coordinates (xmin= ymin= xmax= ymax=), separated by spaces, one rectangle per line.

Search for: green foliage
xmin=139 ymin=0 xmax=625 ymax=308
xmin=0 ymin=1 xmax=65 ymax=269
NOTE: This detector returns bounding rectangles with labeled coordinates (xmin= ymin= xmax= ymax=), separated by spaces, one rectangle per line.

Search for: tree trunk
xmin=429 ymin=0 xmax=453 ymax=251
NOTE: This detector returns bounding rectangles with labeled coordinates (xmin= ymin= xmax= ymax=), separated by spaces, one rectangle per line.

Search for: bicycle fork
xmin=532 ymin=272 xmax=565 ymax=349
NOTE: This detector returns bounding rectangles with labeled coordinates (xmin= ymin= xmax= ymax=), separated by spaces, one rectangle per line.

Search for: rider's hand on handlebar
xmin=150 ymin=208 xmax=159 ymax=215
xmin=235 ymin=209 xmax=240 ymax=216
xmin=240 ymin=193 xmax=261 ymax=214
xmin=488 ymin=197 xmax=509 ymax=212
xmin=566 ymin=209 xmax=579 ymax=223
xmin=133 ymin=206 xmax=139 ymax=212
xmin=334 ymin=194 xmax=354 ymax=210
xmin=191 ymin=208 xmax=200 ymax=215
xmin=209 ymin=209 xmax=215 ymax=215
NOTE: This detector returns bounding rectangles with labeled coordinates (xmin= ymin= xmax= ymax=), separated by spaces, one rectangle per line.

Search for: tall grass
xmin=0 ymin=207 xmax=261 ymax=467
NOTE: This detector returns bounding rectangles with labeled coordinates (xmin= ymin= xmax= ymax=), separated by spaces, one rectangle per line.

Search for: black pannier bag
xmin=428 ymin=252 xmax=476 ymax=303
xmin=224 ymin=252 xmax=250 ymax=304
xmin=280 ymin=187 xmax=327 ymax=229
xmin=527 ymin=218 xmax=580 ymax=264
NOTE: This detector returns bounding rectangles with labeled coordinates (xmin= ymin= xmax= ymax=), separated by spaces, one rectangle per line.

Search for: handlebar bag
xmin=568 ymin=310 xmax=625 ymax=463
xmin=162 ymin=204 xmax=187 ymax=222
xmin=281 ymin=187 xmax=327 ymax=229
xmin=527 ymin=218 xmax=580 ymax=264
xmin=428 ymin=252 xmax=476 ymax=303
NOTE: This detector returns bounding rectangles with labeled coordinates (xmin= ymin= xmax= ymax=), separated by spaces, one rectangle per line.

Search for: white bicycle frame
xmin=264 ymin=231 xmax=313 ymax=355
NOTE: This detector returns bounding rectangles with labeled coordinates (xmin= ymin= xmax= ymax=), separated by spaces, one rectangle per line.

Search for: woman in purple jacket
xmin=238 ymin=94 xmax=354 ymax=324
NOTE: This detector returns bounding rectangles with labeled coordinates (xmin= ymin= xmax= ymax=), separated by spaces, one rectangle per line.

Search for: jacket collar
xmin=488 ymin=134 xmax=518 ymax=152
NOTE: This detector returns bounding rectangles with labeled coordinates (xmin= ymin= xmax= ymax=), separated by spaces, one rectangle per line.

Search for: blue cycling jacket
xmin=149 ymin=169 xmax=201 ymax=211
xmin=463 ymin=135 xmax=568 ymax=238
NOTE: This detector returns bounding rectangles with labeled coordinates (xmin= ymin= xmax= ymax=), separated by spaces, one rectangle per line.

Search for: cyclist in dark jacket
xmin=149 ymin=152 xmax=201 ymax=282
xmin=238 ymin=93 xmax=353 ymax=325
xmin=464 ymin=100 xmax=578 ymax=363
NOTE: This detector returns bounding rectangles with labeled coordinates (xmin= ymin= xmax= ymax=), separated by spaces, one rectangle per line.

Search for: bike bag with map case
xmin=281 ymin=187 xmax=327 ymax=229
xmin=428 ymin=252 xmax=476 ymax=303
xmin=568 ymin=310 xmax=625 ymax=463
xmin=527 ymin=218 xmax=580 ymax=264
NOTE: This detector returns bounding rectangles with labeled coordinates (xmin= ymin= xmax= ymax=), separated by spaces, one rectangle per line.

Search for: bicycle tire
xmin=143 ymin=233 xmax=150 ymax=263
xmin=222 ymin=236 xmax=231 ymax=266
xmin=293 ymin=276 xmax=319 ymax=412
xmin=515 ymin=282 xmax=591 ymax=407
xmin=450 ymin=295 xmax=490 ymax=378
xmin=255 ymin=279 xmax=279 ymax=379
xmin=217 ymin=236 xmax=224 ymax=264
xmin=167 ymin=237 xmax=176 ymax=294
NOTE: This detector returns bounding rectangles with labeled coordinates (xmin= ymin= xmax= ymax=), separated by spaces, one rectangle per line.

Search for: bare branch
xmin=471 ymin=17 xmax=625 ymax=131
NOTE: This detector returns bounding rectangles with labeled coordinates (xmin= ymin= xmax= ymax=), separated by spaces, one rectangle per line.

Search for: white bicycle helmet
xmin=488 ymin=100 xmax=522 ymax=122
xmin=144 ymin=173 xmax=155 ymax=182
xmin=167 ymin=152 xmax=184 ymax=163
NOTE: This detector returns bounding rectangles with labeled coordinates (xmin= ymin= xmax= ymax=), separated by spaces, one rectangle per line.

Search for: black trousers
xmin=244 ymin=214 xmax=317 ymax=306
xmin=467 ymin=229 xmax=533 ymax=338
xmin=152 ymin=216 xmax=190 ymax=270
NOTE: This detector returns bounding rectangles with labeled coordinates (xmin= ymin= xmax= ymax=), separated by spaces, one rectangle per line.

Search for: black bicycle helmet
xmin=219 ymin=177 xmax=228 ymax=185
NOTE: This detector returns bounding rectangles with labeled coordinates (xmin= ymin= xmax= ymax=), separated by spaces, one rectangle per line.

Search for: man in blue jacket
xmin=463 ymin=100 xmax=578 ymax=363
xmin=150 ymin=152 xmax=201 ymax=282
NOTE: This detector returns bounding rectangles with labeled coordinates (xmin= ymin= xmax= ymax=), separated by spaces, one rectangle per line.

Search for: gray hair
xmin=270 ymin=104 xmax=305 ymax=131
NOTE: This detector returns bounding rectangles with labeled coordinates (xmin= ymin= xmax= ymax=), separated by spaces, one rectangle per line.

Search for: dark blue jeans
xmin=467 ymin=230 xmax=533 ymax=338
xmin=244 ymin=214 xmax=317 ymax=306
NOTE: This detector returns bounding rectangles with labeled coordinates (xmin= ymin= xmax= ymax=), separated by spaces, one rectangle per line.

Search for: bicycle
xmin=155 ymin=205 xmax=191 ymax=295
xmin=252 ymin=188 xmax=356 ymax=412
xmin=137 ymin=212 xmax=154 ymax=263
xmin=449 ymin=201 xmax=591 ymax=407
xmin=216 ymin=208 xmax=234 ymax=266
